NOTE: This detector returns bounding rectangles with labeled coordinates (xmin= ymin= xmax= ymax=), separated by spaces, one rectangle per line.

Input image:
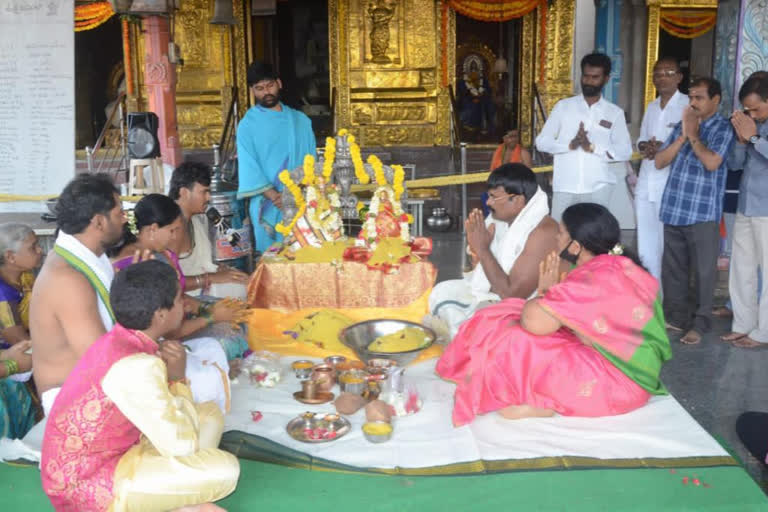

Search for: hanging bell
xmin=129 ymin=0 xmax=169 ymax=14
xmin=109 ymin=0 xmax=134 ymax=13
xmin=210 ymin=0 xmax=238 ymax=25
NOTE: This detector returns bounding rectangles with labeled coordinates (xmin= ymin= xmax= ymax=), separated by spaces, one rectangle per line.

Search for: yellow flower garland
xmin=350 ymin=140 xmax=369 ymax=184
xmin=275 ymin=170 xmax=306 ymax=235
xmin=391 ymin=164 xmax=405 ymax=200
xmin=369 ymin=155 xmax=387 ymax=186
xmin=323 ymin=137 xmax=336 ymax=179
xmin=301 ymin=154 xmax=315 ymax=186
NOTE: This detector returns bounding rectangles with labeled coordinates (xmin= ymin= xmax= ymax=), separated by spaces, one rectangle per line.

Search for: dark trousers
xmin=661 ymin=222 xmax=720 ymax=333
xmin=736 ymin=412 xmax=768 ymax=466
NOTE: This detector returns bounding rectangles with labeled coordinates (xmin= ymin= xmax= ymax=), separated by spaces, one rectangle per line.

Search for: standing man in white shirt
xmin=536 ymin=53 xmax=633 ymax=221
xmin=635 ymin=57 xmax=688 ymax=282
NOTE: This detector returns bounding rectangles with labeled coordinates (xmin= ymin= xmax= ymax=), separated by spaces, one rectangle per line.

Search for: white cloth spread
xmin=178 ymin=215 xmax=247 ymax=300
xmin=428 ymin=187 xmax=549 ymax=336
xmin=224 ymin=357 xmax=729 ymax=470
xmin=55 ymin=232 xmax=115 ymax=331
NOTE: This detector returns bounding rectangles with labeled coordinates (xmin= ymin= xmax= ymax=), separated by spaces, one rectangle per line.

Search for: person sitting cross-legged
xmin=428 ymin=163 xmax=558 ymax=339
xmin=41 ymin=260 xmax=239 ymax=512
xmin=437 ymin=203 xmax=672 ymax=426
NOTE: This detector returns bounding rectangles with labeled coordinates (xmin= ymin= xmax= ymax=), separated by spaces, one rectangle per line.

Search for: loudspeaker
xmin=127 ymin=112 xmax=161 ymax=159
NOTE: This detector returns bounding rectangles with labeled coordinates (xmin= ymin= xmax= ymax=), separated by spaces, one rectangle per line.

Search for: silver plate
xmin=286 ymin=412 xmax=351 ymax=443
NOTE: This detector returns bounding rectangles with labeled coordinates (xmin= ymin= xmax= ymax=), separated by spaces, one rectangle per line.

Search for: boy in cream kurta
xmin=41 ymin=261 xmax=239 ymax=512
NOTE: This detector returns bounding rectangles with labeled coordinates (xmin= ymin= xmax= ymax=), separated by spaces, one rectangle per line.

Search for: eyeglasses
xmin=487 ymin=193 xmax=518 ymax=203
xmin=653 ymin=70 xmax=679 ymax=79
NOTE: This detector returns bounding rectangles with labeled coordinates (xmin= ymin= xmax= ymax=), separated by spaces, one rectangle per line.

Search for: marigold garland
xmin=74 ymin=2 xmax=114 ymax=32
xmin=323 ymin=137 xmax=336 ymax=179
xmin=275 ymin=170 xmax=306 ymax=235
xmin=391 ymin=164 xmax=405 ymax=200
xmin=368 ymin=155 xmax=387 ymax=186
xmin=350 ymin=140 xmax=369 ymax=184
xmin=660 ymin=9 xmax=715 ymax=39
xmin=302 ymin=154 xmax=315 ymax=186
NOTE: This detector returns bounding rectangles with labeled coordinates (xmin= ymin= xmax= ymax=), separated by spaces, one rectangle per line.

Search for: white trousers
xmin=730 ymin=213 xmax=768 ymax=343
xmin=635 ymin=196 xmax=664 ymax=282
xmin=551 ymin=185 xmax=614 ymax=222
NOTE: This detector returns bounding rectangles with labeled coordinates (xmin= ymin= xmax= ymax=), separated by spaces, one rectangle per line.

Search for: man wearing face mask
xmin=535 ymin=53 xmax=633 ymax=222
xmin=721 ymin=71 xmax=768 ymax=348
xmin=236 ymin=61 xmax=317 ymax=253
xmin=655 ymin=77 xmax=735 ymax=345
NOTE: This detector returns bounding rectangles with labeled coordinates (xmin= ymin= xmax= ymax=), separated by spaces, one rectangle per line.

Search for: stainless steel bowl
xmin=362 ymin=421 xmax=393 ymax=443
xmin=338 ymin=319 xmax=435 ymax=366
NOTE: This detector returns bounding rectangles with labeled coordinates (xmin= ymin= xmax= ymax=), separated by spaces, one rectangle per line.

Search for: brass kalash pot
xmin=207 ymin=144 xmax=253 ymax=268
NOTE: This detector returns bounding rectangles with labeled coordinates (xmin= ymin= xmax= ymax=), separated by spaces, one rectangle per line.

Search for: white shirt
xmin=636 ymin=90 xmax=689 ymax=201
xmin=535 ymin=95 xmax=633 ymax=194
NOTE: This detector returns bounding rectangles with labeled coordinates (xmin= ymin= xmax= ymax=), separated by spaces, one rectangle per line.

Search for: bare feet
xmin=498 ymin=404 xmax=555 ymax=420
xmin=680 ymin=329 xmax=702 ymax=345
xmin=172 ymin=504 xmax=227 ymax=512
xmin=720 ymin=332 xmax=746 ymax=343
xmin=731 ymin=336 xmax=768 ymax=349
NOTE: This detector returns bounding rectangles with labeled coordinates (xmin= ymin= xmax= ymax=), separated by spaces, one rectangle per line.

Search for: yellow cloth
xmin=288 ymin=240 xmax=350 ymax=263
xmin=103 ymin=354 xmax=239 ymax=512
xmin=245 ymin=288 xmax=443 ymax=362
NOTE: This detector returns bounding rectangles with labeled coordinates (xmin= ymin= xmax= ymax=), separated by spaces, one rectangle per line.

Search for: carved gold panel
xmin=330 ymin=0 xmax=574 ymax=147
xmin=644 ymin=0 xmax=718 ymax=107
xmin=131 ymin=0 xmax=247 ymax=149
xmin=349 ymin=70 xmax=422 ymax=89
xmin=518 ymin=0 xmax=574 ymax=148
xmin=331 ymin=0 xmax=446 ymax=146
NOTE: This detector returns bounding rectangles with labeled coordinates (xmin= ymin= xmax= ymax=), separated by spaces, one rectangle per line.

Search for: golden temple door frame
xmin=644 ymin=0 xmax=718 ymax=108
xmin=328 ymin=0 xmax=575 ymax=148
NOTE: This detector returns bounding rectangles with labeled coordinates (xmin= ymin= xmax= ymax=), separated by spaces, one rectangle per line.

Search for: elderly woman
xmin=0 ymin=222 xmax=42 ymax=438
xmin=0 ymin=223 xmax=42 ymax=346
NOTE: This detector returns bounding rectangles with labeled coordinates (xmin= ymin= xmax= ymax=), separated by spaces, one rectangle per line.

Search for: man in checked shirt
xmin=655 ymin=77 xmax=736 ymax=345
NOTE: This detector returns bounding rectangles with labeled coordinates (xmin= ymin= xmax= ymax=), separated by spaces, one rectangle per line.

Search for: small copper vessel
xmin=311 ymin=364 xmax=336 ymax=392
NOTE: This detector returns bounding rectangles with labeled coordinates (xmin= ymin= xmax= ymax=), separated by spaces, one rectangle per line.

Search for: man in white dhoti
xmin=27 ymin=176 xmax=230 ymax=453
xmin=428 ymin=164 xmax=558 ymax=338
xmin=168 ymin=162 xmax=249 ymax=300
xmin=635 ymin=57 xmax=687 ymax=282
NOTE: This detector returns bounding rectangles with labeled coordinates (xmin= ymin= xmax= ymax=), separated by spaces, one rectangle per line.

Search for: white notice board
xmin=0 ymin=0 xmax=75 ymax=212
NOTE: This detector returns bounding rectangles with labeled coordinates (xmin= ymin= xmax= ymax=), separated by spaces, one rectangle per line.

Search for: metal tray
xmin=286 ymin=412 xmax=351 ymax=443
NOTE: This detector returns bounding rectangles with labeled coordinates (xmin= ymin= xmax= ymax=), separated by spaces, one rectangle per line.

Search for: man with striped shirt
xmin=655 ymin=77 xmax=735 ymax=345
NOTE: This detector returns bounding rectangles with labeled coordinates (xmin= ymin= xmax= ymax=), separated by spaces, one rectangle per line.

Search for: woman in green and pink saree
xmin=437 ymin=203 xmax=672 ymax=426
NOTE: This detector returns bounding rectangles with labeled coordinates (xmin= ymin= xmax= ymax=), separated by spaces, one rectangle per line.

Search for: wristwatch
xmin=749 ymin=134 xmax=760 ymax=145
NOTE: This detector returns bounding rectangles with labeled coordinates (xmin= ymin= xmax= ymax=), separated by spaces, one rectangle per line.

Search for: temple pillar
xmin=712 ymin=0 xmax=740 ymax=114
xmin=571 ymin=0 xmax=596 ymax=93
xmin=595 ymin=0 xmax=624 ymax=105
xmin=142 ymin=15 xmax=182 ymax=167
xmin=733 ymin=0 xmax=768 ymax=103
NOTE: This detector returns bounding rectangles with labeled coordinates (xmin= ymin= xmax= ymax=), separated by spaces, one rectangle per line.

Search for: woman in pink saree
xmin=437 ymin=203 xmax=672 ymax=426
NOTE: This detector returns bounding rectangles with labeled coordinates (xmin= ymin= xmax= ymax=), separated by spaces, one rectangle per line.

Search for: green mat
xmin=4 ymin=458 xmax=768 ymax=511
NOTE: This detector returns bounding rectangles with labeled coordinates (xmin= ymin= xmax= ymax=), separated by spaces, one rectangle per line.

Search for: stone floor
xmin=426 ymin=228 xmax=768 ymax=491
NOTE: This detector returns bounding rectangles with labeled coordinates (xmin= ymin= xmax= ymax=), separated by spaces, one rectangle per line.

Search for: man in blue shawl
xmin=237 ymin=61 xmax=317 ymax=253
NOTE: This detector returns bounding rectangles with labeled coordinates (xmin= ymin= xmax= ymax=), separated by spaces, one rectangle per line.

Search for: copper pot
xmin=311 ymin=365 xmax=336 ymax=392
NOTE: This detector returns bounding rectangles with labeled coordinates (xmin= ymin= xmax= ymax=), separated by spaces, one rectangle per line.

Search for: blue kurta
xmin=236 ymin=103 xmax=316 ymax=252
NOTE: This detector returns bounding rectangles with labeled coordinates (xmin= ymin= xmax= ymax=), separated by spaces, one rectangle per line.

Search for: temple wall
xmin=733 ymin=0 xmax=768 ymax=104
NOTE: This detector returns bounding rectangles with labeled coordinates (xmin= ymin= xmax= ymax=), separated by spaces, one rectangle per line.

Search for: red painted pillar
xmin=142 ymin=15 xmax=182 ymax=168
